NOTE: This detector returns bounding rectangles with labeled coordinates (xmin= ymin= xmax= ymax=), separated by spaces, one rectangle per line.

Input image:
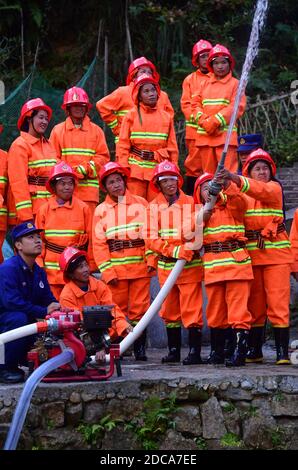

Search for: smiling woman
xmin=8 ymin=98 xmax=58 ymax=223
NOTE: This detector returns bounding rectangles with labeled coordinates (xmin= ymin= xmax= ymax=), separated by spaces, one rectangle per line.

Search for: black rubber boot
xmin=183 ymin=328 xmax=204 ymax=365
xmin=246 ymin=326 xmax=264 ymax=363
xmin=133 ymin=330 xmax=147 ymax=361
xmin=274 ymin=327 xmax=290 ymax=365
xmin=161 ymin=327 xmax=181 ymax=363
xmin=224 ymin=327 xmax=236 ymax=361
xmin=225 ymin=329 xmax=249 ymax=367
xmin=207 ymin=328 xmax=225 ymax=364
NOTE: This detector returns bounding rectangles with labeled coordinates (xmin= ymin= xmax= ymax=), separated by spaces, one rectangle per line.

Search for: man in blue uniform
xmin=0 ymin=221 xmax=60 ymax=383
xmin=237 ymin=133 xmax=263 ymax=174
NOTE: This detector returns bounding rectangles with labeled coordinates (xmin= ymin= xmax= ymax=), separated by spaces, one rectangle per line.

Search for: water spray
xmin=206 ymin=0 xmax=269 ymax=210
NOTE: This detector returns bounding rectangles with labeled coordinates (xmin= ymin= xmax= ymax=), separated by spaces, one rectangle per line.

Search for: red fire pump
xmin=27 ymin=306 xmax=122 ymax=382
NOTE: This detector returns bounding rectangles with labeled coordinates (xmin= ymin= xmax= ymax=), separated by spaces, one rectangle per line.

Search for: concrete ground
xmin=113 ymin=342 xmax=298 ymax=384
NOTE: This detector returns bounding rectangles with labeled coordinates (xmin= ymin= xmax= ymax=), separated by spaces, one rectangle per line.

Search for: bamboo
xmin=125 ymin=0 xmax=133 ymax=62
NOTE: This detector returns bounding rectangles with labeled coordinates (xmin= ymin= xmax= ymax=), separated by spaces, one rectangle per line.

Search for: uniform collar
xmin=20 ymin=131 xmax=48 ymax=144
xmin=104 ymin=189 xmax=134 ymax=207
xmin=154 ymin=190 xmax=189 ymax=208
xmin=16 ymin=253 xmax=36 ymax=272
xmin=67 ymin=276 xmax=97 ymax=298
xmin=65 ymin=115 xmax=90 ymax=131
xmin=210 ymin=71 xmax=233 ymax=84
xmin=48 ymin=195 xmax=74 ymax=209
xmin=139 ymin=101 xmax=158 ymax=112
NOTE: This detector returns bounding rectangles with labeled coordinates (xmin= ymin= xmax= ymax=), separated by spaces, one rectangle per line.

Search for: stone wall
xmin=1 ymin=373 xmax=298 ymax=450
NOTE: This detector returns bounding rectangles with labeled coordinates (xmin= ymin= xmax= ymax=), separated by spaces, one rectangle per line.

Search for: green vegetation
xmin=195 ymin=436 xmax=208 ymax=450
xmin=77 ymin=415 xmax=123 ymax=446
xmin=127 ymin=393 xmax=179 ymax=450
xmin=222 ymin=402 xmax=236 ymax=413
xmin=220 ymin=432 xmax=244 ymax=448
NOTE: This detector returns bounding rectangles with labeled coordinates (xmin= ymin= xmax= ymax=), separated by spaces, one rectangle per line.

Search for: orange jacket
xmin=50 ymin=116 xmax=110 ymax=203
xmin=290 ymin=209 xmax=298 ymax=272
xmin=35 ymin=195 xmax=95 ymax=285
xmin=96 ymin=83 xmax=174 ymax=143
xmin=181 ymin=70 xmax=210 ymax=140
xmin=116 ymin=102 xmax=178 ymax=181
xmin=145 ymin=190 xmax=203 ymax=285
xmin=8 ymin=132 xmax=58 ymax=221
xmin=239 ymin=175 xmax=293 ymax=266
xmin=92 ymin=189 xmax=151 ymax=284
xmin=192 ymin=72 xmax=246 ymax=147
xmin=0 ymin=150 xmax=8 ymax=231
xmin=202 ymin=183 xmax=253 ymax=285
xmin=59 ymin=276 xmax=129 ymax=339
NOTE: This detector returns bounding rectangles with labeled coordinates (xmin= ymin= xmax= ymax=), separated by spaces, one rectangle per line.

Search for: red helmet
xmin=131 ymin=73 xmax=160 ymax=105
xmin=17 ymin=98 xmax=52 ymax=131
xmin=242 ymin=148 xmax=276 ymax=177
xmin=192 ymin=39 xmax=212 ymax=67
xmin=126 ymin=56 xmax=160 ymax=85
xmin=99 ymin=161 xmax=131 ymax=191
xmin=61 ymin=86 xmax=92 ymax=111
xmin=193 ymin=172 xmax=214 ymax=204
xmin=46 ymin=161 xmax=77 ymax=194
xmin=59 ymin=246 xmax=88 ymax=282
xmin=150 ymin=161 xmax=183 ymax=193
xmin=207 ymin=44 xmax=235 ymax=73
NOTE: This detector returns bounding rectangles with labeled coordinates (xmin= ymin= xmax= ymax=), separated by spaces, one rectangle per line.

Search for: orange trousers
xmin=51 ymin=284 xmax=64 ymax=301
xmin=205 ymin=280 xmax=252 ymax=329
xmin=248 ymin=264 xmax=290 ymax=327
xmin=109 ymin=277 xmax=150 ymax=323
xmin=198 ymin=145 xmax=238 ymax=174
xmin=184 ymin=139 xmax=203 ymax=177
xmin=127 ymin=178 xmax=156 ymax=202
xmin=160 ymin=282 xmax=203 ymax=328
xmin=0 ymin=231 xmax=5 ymax=264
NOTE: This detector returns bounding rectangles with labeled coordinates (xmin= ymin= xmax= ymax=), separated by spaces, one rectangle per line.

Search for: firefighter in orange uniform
xmin=8 ymin=98 xmax=58 ymax=222
xmin=290 ymin=208 xmax=298 ymax=282
xmin=222 ymin=149 xmax=293 ymax=365
xmin=35 ymin=162 xmax=94 ymax=299
xmin=92 ymin=162 xmax=152 ymax=361
xmin=59 ymin=247 xmax=133 ymax=362
xmin=181 ymin=39 xmax=212 ymax=195
xmin=50 ymin=87 xmax=110 ymax=215
xmin=117 ymin=74 xmax=178 ymax=201
xmin=192 ymin=44 xmax=246 ymax=174
xmin=96 ymin=57 xmax=174 ymax=150
xmin=146 ymin=161 xmax=203 ymax=365
xmin=194 ymin=172 xmax=253 ymax=366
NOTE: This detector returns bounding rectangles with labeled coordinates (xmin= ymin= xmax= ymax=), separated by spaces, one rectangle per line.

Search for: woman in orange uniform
xmin=92 ymin=162 xmax=153 ymax=361
xmin=96 ymin=56 xmax=174 ymax=149
xmin=8 ymin=98 xmax=58 ymax=222
xmin=223 ymin=149 xmax=293 ymax=365
xmin=194 ymin=172 xmax=253 ymax=366
xmin=117 ymin=73 xmax=178 ymax=201
xmin=59 ymin=247 xmax=132 ymax=361
xmin=50 ymin=87 xmax=110 ymax=215
xmin=192 ymin=44 xmax=246 ymax=174
xmin=290 ymin=208 xmax=298 ymax=282
xmin=35 ymin=162 xmax=94 ymax=299
xmin=181 ymin=39 xmax=212 ymax=194
xmin=146 ymin=161 xmax=203 ymax=365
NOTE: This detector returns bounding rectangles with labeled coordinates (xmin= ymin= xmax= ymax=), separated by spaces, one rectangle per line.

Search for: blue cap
xmin=11 ymin=221 xmax=43 ymax=243
xmin=237 ymin=134 xmax=263 ymax=153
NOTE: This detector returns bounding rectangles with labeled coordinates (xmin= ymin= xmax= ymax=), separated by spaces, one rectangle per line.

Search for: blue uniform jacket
xmin=0 ymin=255 xmax=56 ymax=320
